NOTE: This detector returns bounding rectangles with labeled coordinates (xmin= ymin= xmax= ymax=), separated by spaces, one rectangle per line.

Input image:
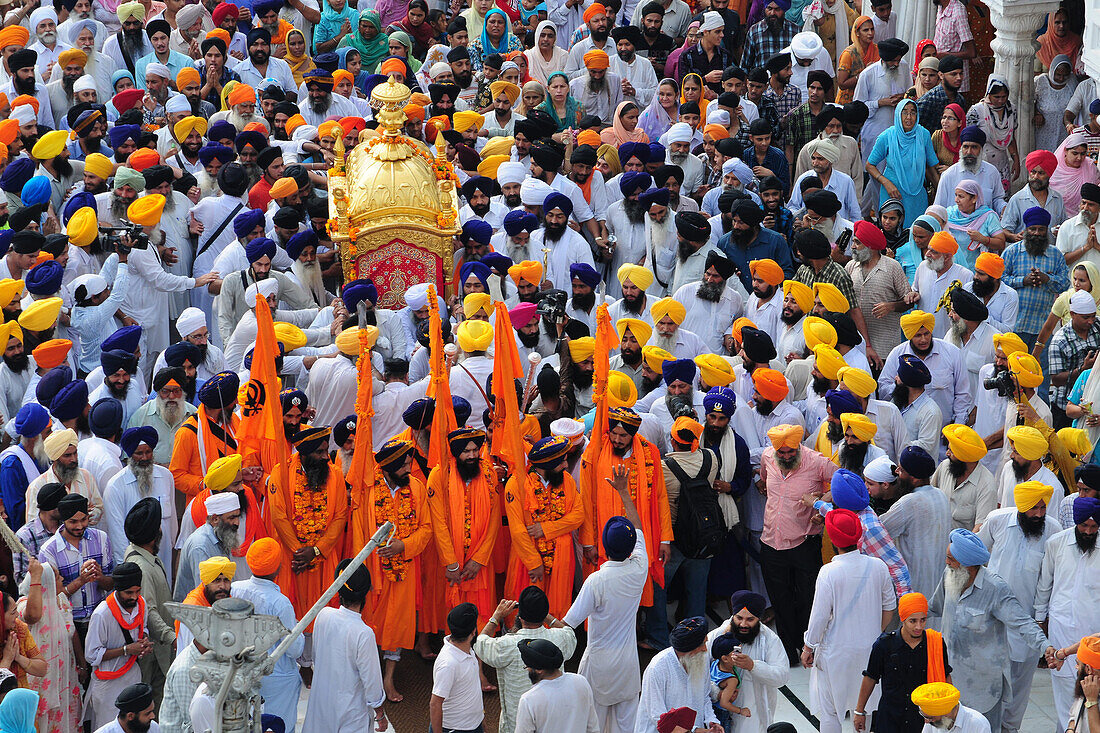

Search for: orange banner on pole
xmin=491 ymin=301 xmax=525 ymax=474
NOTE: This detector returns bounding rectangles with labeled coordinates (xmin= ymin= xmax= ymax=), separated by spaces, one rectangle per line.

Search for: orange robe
xmin=504 ymin=471 xmax=584 ymax=619
xmin=395 ymin=427 xmax=446 ymax=635
xmin=267 ymin=455 xmax=349 ymax=623
xmin=361 ymin=472 xmax=434 ymax=651
xmin=169 ymin=409 xmax=242 ymax=498
xmin=579 ymin=435 xmax=672 ymax=606
xmin=491 ymin=415 xmax=544 ymax=571
xmin=425 ymin=458 xmax=500 ymax=621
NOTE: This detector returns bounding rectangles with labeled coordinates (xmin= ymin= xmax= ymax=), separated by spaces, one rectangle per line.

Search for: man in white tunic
xmin=95 ymin=682 xmax=161 ymax=733
xmin=514 ymin=638 xmax=600 ymax=733
xmin=563 ymin=476 xmax=649 ymax=733
xmin=877 ymin=311 xmax=971 ymax=426
xmin=608 ymin=26 xmax=657 ymax=108
xmin=942 ymin=289 xmax=998 ymax=398
xmin=635 ymin=616 xmax=721 ymax=733
xmin=881 ymin=446 xmax=951 ymax=600
xmin=103 ymin=427 xmax=177 ymax=570
xmin=802 ymin=509 xmax=896 ymax=733
xmin=673 ymin=252 xmax=747 ymax=354
xmin=852 ymin=50 xmax=910 ymax=210
xmin=605 ymin=173 xmax=654 ymax=301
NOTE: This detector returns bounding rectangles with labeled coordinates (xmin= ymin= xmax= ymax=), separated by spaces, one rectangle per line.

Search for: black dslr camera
xmin=983 ymin=368 xmax=1018 ymax=398
xmin=98 ymin=222 xmax=150 ymax=255
xmin=536 ymin=289 xmax=568 ymax=325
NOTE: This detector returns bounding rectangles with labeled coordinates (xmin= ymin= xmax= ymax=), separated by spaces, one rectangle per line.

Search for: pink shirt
xmin=759 ymin=446 xmax=835 ymax=550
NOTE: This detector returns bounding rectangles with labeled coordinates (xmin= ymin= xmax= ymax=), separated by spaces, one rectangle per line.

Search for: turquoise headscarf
xmin=881 ymin=99 xmax=933 ymax=198
xmin=897 ymin=214 xmax=942 ymax=284
xmin=479 ymin=8 xmax=514 ymax=56
xmin=342 ymin=9 xmax=391 ymax=71
xmin=0 ymin=689 xmax=39 ymax=733
xmin=315 ymin=0 xmax=356 ymax=53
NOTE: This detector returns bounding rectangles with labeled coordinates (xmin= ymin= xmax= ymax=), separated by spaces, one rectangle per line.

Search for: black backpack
xmin=667 ymin=450 xmax=725 ymax=559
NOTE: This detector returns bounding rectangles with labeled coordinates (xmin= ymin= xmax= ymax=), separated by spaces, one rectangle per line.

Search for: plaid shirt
xmin=795 ymin=259 xmax=856 ymax=307
xmin=1048 ymin=323 xmax=1100 ymax=409
xmin=38 ymin=527 xmax=115 ymax=620
xmin=741 ymin=18 xmax=799 ymax=73
xmin=698 ymin=151 xmax=721 ymax=189
xmin=1001 ymin=241 xmax=1070 ymax=335
xmin=916 ymin=84 xmax=971 ymax=134
xmin=14 ymin=517 xmax=54 ymax=585
xmin=816 ymin=501 xmax=912 ymax=596
xmin=763 ymin=83 xmax=802 ymax=148
xmin=786 ymin=102 xmax=819 ymax=159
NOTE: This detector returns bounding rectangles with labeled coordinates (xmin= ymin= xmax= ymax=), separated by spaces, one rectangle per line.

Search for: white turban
xmin=204 ymin=491 xmax=241 ymax=515
xmin=245 ymin=278 xmax=279 ymax=305
xmin=430 ymin=62 xmax=451 ymax=79
xmin=550 ymin=418 xmax=585 ymax=445
xmin=145 ymin=62 xmax=171 ymax=80
xmin=790 ymin=31 xmax=822 ymax=60
xmin=176 ymin=307 xmax=207 ymax=337
xmin=520 ymin=177 xmax=553 ymax=206
xmin=806 ymin=138 xmax=841 ymax=165
xmin=71 ymin=273 xmax=107 ymax=299
xmin=11 ymin=106 xmax=36 ymax=126
xmin=722 ymin=158 xmax=754 ymax=187
xmin=176 ymin=3 xmax=204 ymax=29
xmin=405 ymin=282 xmax=431 ymax=310
xmin=706 ymin=107 xmax=730 ymax=125
xmin=665 ymin=122 xmax=693 ymax=144
xmin=864 ymin=455 xmax=897 ymax=483
xmin=497 ymin=161 xmax=526 ymax=186
xmin=1071 ymin=289 xmax=1097 ymax=315
xmin=293 ymin=124 xmax=318 ymax=143
xmin=165 ymin=94 xmax=191 ymax=114
xmin=30 ymin=7 xmax=57 ymax=31
xmin=700 ymin=10 xmax=724 ymax=31
xmin=73 ymin=75 xmax=97 ymax=93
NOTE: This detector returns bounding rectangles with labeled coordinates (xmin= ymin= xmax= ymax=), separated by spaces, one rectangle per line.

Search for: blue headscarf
xmin=479 ymin=8 xmax=513 ymax=56
xmin=879 ymin=99 xmax=932 ymax=198
xmin=111 ymin=69 xmax=135 ymax=92
xmin=0 ymin=689 xmax=39 ymax=733
xmin=336 ymin=47 xmax=371 ymax=92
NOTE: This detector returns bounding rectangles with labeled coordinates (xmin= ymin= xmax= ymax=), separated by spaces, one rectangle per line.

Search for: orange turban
xmin=750 ymin=259 xmax=784 ymax=287
xmin=767 ymin=424 xmax=804 ymax=450
xmin=929 ymin=231 xmax=958 ymax=255
xmin=243 ymin=120 xmax=269 ymax=135
xmin=206 ymin=28 xmax=231 ymax=45
xmin=227 ymin=84 xmax=256 ymax=106
xmin=752 ymin=367 xmax=788 ymax=401
xmin=0 ymin=26 xmax=29 ymax=49
xmin=731 ymin=316 xmax=757 ymax=342
xmin=127 ymin=148 xmax=161 ymax=172
xmin=332 ymin=69 xmax=354 ymax=87
xmin=577 ymin=129 xmax=602 ymax=147
xmin=405 ymin=104 xmax=425 ymax=121
xmin=1079 ymin=636 xmax=1100 ymax=669
xmin=285 ymin=114 xmax=306 ymax=135
xmin=582 ymin=2 xmax=606 ymax=22
xmin=898 ymin=592 xmax=928 ymax=620
xmin=269 ymin=177 xmax=298 ymax=199
xmin=32 ymin=338 xmax=72 ymax=369
xmin=318 ymin=121 xmax=343 ymax=140
xmin=704 ymin=123 xmax=729 ymax=141
xmin=177 ymin=66 xmax=200 ymax=89
xmin=509 ymin=260 xmax=542 ymax=286
xmin=0 ymin=119 xmax=18 ymax=146
xmin=975 ymin=252 xmax=1004 ymax=278
xmin=246 ymin=537 xmax=283 ymax=575
xmin=57 ymin=49 xmax=87 ymax=69
xmin=380 ymin=58 xmax=405 ymax=77
xmin=340 ymin=116 xmax=366 ymax=135
xmin=12 ymin=95 xmax=39 ymax=115
xmin=583 ymin=49 xmax=609 ymax=70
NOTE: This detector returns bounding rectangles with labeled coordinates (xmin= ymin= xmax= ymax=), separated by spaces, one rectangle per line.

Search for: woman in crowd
xmin=931 ymin=102 xmax=964 ymax=170
xmin=866 ymin=99 xmax=939 ymax=227
xmin=932 ymin=0 xmax=975 ymax=92
xmin=911 ymin=38 xmax=937 ymax=81
xmin=1051 ymin=131 xmax=1100 ymax=219
xmin=315 ymin=0 xmax=358 ymax=54
xmin=16 ymin=560 xmax=79 ymax=733
xmin=284 ymin=29 xmax=316 ymax=87
xmin=680 ymin=72 xmax=709 ymax=119
xmin=525 ymin=21 xmax=565 ymax=85
xmin=639 ymin=78 xmax=679 ymax=142
xmin=505 ymin=51 xmax=531 ymax=84
xmin=879 ymin=198 xmax=909 ymax=253
xmin=386 ymin=32 xmax=424 ymax=76
xmin=0 ymin=690 xmax=39 ymax=733
xmin=499 ymin=61 xmax=523 ymax=86
xmin=835 ymin=15 xmax=877 ymax=105
xmin=1034 ymin=262 xmax=1100 ymax=361
xmin=601 ymin=101 xmax=649 ymax=146
xmin=665 ymin=21 xmax=700 ymax=81
xmin=966 ymin=76 xmax=1019 ymax=190
xmin=907 ymin=55 xmax=939 ymax=100
xmin=517 ymin=81 xmax=545 ymax=117
xmin=896 ymin=213 xmax=941 ymax=283
xmin=339 ymin=10 xmax=391 ymax=71
xmin=469 ymin=8 xmax=521 ymax=71
xmin=1036 ymin=7 xmax=1081 ymax=73
xmin=946 ymin=179 xmax=1004 ymax=266
xmin=386 ymin=0 xmax=434 ymax=58
xmin=1034 ymin=55 xmax=1078 ymax=154
xmin=539 ymin=71 xmax=582 ymax=132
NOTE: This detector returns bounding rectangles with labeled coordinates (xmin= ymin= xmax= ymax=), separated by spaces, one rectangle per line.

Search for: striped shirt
xmin=38 ymin=527 xmax=115 ymax=620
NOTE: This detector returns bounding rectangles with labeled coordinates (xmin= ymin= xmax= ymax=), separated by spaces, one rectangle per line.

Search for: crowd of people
xmin=0 ymin=0 xmax=1093 ymax=731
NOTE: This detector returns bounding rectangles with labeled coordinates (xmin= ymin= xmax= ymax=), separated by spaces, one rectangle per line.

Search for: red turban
xmin=1025 ymin=149 xmax=1058 ymax=175
xmin=854 ymin=220 xmax=886 ymax=251
xmin=656 ymin=708 xmax=696 ymax=733
xmin=825 ymin=508 xmax=862 ymax=547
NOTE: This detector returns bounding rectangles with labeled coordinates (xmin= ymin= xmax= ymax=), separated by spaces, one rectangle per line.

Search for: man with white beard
xmin=26 ymin=429 xmax=105 ymax=527
xmin=635 ymin=617 xmax=722 ymax=733
xmin=57 ymin=0 xmax=107 ymax=56
xmin=0 ymin=403 xmax=51 ymax=529
xmin=907 ymin=232 xmax=973 ymax=339
xmin=673 ymin=251 xmax=745 ymax=354
xmin=934 ymin=127 xmax=1007 ymax=215
xmin=569 ymin=50 xmax=622 ymax=125
xmin=174 ymin=490 xmax=246 ymax=600
xmin=647 ymin=297 xmax=708 ymax=360
xmin=852 ymin=38 xmax=909 ymax=213
xmin=931 ymin=528 xmax=1056 ymax=732
xmin=284 ymin=231 xmax=329 ymax=308
xmin=127 ymin=367 xmax=196 ymax=467
xmin=605 ymin=172 xmax=653 ymax=300
xmin=102 ymin=3 xmax=151 ymax=81
xmin=103 ymin=427 xmax=177 ymax=569
xmin=52 ymin=21 xmax=116 ymax=102
xmin=663 ymin=123 xmax=705 ymax=198
xmin=28 ymin=7 xmax=70 ymax=83
xmin=493 ymin=213 xmax=538 ymax=269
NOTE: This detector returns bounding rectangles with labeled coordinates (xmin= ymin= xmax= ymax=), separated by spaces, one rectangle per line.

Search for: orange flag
xmin=490 ymin=301 xmax=525 ymax=474
xmin=346 ymin=328 xmax=376 ymax=552
xmin=581 ymin=304 xmax=619 ymax=544
xmin=426 ymin=284 xmax=457 ymax=470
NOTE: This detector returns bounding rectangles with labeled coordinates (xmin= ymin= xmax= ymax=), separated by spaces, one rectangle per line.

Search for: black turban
xmin=718 ymin=189 xmax=747 ymax=214
xmin=764 ymin=53 xmax=788 ymax=74
xmin=125 ymin=497 xmax=162 ymax=546
xmin=58 ymin=492 xmax=88 ymax=520
xmin=447 ymin=601 xmax=479 ymax=637
xmin=518 ymin=638 xmax=564 ymax=671
xmin=741 ymin=326 xmax=777 ymax=364
xmin=705 ymin=250 xmax=735 ymax=280
xmin=336 ymin=558 xmax=372 ymax=594
xmin=877 ymin=38 xmax=909 ymax=61
xmin=675 ymin=211 xmax=710 ymax=243
xmin=530 ymin=142 xmax=565 ymax=173
xmin=610 ymin=25 xmax=640 ymax=46
xmin=824 ymin=311 xmax=862 ymax=347
xmin=112 ymin=561 xmax=143 ymax=590
xmin=729 ymin=590 xmax=766 ymax=618
xmin=804 ymin=190 xmax=842 ymax=218
xmin=570 ymin=144 xmax=597 ymax=166
xmin=669 ymin=616 xmax=708 ymax=652
xmin=796 ymin=229 xmax=831 ymax=260
xmin=733 ymin=199 xmax=764 ymax=227
xmin=115 ymin=683 xmax=154 ymax=714
xmin=951 ymin=287 xmax=989 ymax=322
xmin=36 ymin=482 xmax=65 ymax=513
xmin=518 ymin=585 xmax=549 ymax=624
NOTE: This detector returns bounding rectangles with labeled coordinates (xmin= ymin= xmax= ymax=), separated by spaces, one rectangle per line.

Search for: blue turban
xmin=1022 ymin=206 xmax=1052 ymax=228
xmin=245 ymin=237 xmax=277 ymax=264
xmin=897 ymin=354 xmax=931 ymax=387
xmin=25 ymin=261 xmax=64 ymax=296
xmin=502 ymin=212 xmax=536 ymax=239
xmin=481 ymin=252 xmax=512 ymax=274
xmin=769 ymin=0 xmax=791 ymax=9
xmin=949 ymin=528 xmax=990 ymax=566
xmin=247 ymin=25 xmax=271 ymax=45
xmin=452 ymin=395 xmax=472 ymax=427
xmin=303 ymin=68 xmax=334 ymax=91
xmin=164 ymin=341 xmax=200 ymax=367
xmin=341 ymin=279 xmax=377 ymax=311
xmin=830 ymin=468 xmax=870 ymax=511
xmin=825 ymin=388 xmax=863 ymax=418
xmin=899 ymin=445 xmax=936 ymax=480
xmin=669 ymin=616 xmax=708 ymax=653
xmin=14 ymin=403 xmax=49 ymax=438
xmin=20 ymin=176 xmax=51 ymax=208
xmin=570 ymin=263 xmax=601 ymax=290
xmin=0 ymin=230 xmax=13 ymax=257
xmin=1073 ymin=496 xmax=1100 ymax=525
xmin=0 ymin=159 xmax=34 ymax=195
xmin=119 ymin=426 xmax=158 ymax=456
xmin=108 ymin=124 xmax=141 ymax=149
xmin=703 ymin=386 xmax=736 ymax=415
xmin=199 ymin=142 xmax=235 ymax=166
xmin=261 ymin=715 xmax=285 ymax=733
xmin=602 ymin=515 xmax=636 ymax=560
xmin=280 ymin=388 xmax=307 ymax=413
xmin=959 ymin=125 xmax=986 ymax=146
xmin=663 ymin=358 xmax=697 ymax=386
xmin=50 ymin=379 xmax=89 ymax=422
xmin=63 ymin=192 xmax=96 ymax=224
xmin=648 ymin=142 xmax=665 ymax=161
xmin=333 ymin=415 xmax=357 ymax=446
xmin=460 ymin=261 xmax=491 ymax=289
xmin=618 ymin=141 xmax=650 ymax=165
xmin=101 ymin=348 xmax=136 ymax=375
xmin=102 ymin=325 xmax=142 ymax=354
xmin=197 ymin=371 xmax=240 ymax=408
xmin=1092 ymin=99 xmax=1100 ymax=116
xmin=528 ymin=435 xmax=571 ymax=466
xmin=402 ymin=397 xmax=435 ymax=429
xmin=35 ymin=366 xmax=72 ymax=407
xmin=460 ymin=219 xmax=492 ymax=246
xmin=208 ymin=120 xmax=237 ymax=144
xmin=235 ymin=131 xmax=267 ymax=154
xmin=233 ymin=209 xmax=266 ymax=239
xmin=285 ymin=231 xmax=317 ymax=261
xmin=639 ymin=186 xmax=671 ymax=208
xmin=252 ymin=0 xmax=281 ymax=15
xmin=88 ymin=397 xmax=123 ymax=439
xmin=619 ymin=171 xmax=652 ymax=197
xmin=729 ymin=590 xmax=766 ymax=617
xmin=542 ymin=191 xmax=573 ymax=216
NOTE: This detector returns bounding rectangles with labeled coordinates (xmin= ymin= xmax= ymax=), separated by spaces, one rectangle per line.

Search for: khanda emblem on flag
xmin=240 ymin=380 xmax=267 ymax=418
xmin=936 ymin=280 xmax=963 ymax=313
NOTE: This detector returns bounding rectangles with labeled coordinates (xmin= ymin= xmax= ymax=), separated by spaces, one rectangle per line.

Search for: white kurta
xmin=301 ymin=606 xmax=385 ymax=733
xmin=85 ymin=596 xmax=146 ymax=730
xmin=944 ymin=320 xmax=999 ymax=397
xmin=529 ymin=227 xmax=597 ymax=292
xmin=305 ymin=356 xmax=357 ymax=432
xmin=880 ymin=484 xmax=951 ymax=599
xmin=705 ymin=621 xmax=790 ymax=733
xmin=78 ymin=437 xmax=124 ymax=499
xmin=673 ymin=282 xmax=745 ymax=354
xmin=515 ymin=673 xmax=600 ymax=733
xmin=634 ymin=647 xmax=719 ymax=733
xmin=102 ymin=465 xmax=178 ymax=571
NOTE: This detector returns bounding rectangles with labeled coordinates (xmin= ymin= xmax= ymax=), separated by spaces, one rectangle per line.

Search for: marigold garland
xmin=290 ymin=464 xmax=328 ymax=546
xmin=372 ymin=467 xmax=418 ymax=581
xmin=526 ymin=473 xmax=566 ymax=571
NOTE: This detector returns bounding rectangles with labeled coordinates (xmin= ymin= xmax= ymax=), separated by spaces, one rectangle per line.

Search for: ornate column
xmin=980 ymin=0 xmax=1060 ymax=188
xmin=1083 ymin=0 xmax=1100 ymax=80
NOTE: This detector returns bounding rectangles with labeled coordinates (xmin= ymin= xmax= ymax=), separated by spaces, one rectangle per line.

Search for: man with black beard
xmin=639 ymin=346 xmax=669 ymax=398
xmin=89 ymin=349 xmax=144 ymax=425
xmin=529 ymin=142 xmax=602 ymax=244
xmin=110 ymin=683 xmax=159 ymax=733
xmin=447 ymin=46 xmax=478 ymax=107
xmin=512 ymin=636 xmax=595 ymax=733
xmin=637 ymin=3 xmax=674 ymax=76
xmin=530 ymin=191 xmax=598 ymax=292
xmin=2 ymin=49 xmax=53 ymax=126
xmin=963 ymin=250 xmax=1018 ymax=332
xmin=930 ymin=424 xmax=996 ymax=531
xmin=604 ymin=171 xmax=651 ymax=299
xmin=459 ymin=175 xmax=507 ymax=230
xmin=891 ymin=354 xmax=942 ymax=457
xmin=566 ymin=263 xmax=607 ymax=333
xmin=609 ymin=263 xmax=654 ymax=325
xmin=741 ymin=0 xmax=799 ymax=72
xmin=427 ymin=81 xmax=460 ymax=120
xmin=1003 ymin=150 xmax=1065 ymax=246
xmin=103 ymin=4 xmax=152 ymax=77
xmin=0 ymin=323 xmax=31 ymax=420
xmin=565 ymin=336 xmax=597 ymax=416
xmin=281 ymin=388 xmax=307 ymax=448
xmin=673 ymin=251 xmax=745 ymax=355
xmin=610 ymin=318 xmax=649 ymax=390
xmin=835 ymin=411 xmax=884 ymax=474
xmin=699 ymin=387 xmax=750 ymax=533
xmin=609 ymin=25 xmax=657 ymax=107
xmin=1000 ymin=424 xmax=1066 ymax=508
xmin=563 ymin=2 xmax=612 ymax=77
xmin=717 ymin=199 xmax=794 ymax=293
xmin=300 ymin=69 xmax=357 ymax=126
xmin=31 ymin=131 xmax=80 ymax=213
xmin=977 ymin=481 xmax=1061 ymax=733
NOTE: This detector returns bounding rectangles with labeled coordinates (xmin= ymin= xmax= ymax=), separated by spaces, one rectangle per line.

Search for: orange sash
xmin=95 ymin=594 xmax=145 ymax=680
xmin=594 ymin=436 xmax=665 ymax=589
xmin=925 ymin=629 xmax=946 ymax=683
xmin=444 ymin=458 xmax=494 ymax=607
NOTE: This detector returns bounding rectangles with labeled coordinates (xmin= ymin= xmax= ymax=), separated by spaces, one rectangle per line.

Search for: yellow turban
xmin=1013 ymin=480 xmax=1054 ymax=511
xmin=783 ymin=279 xmax=813 ymax=314
xmin=841 ymin=413 xmax=877 ymax=442
xmin=616 ymin=318 xmax=651 ymax=346
xmin=335 ymin=326 xmax=378 ymax=355
xmin=1008 ymin=352 xmax=1043 ymax=388
xmin=993 ymin=332 xmax=1028 ymax=359
xmin=67 ymin=207 xmax=99 ymax=248
xmin=749 ymin=259 xmax=784 ymax=287
xmin=803 ymin=316 xmax=837 ymax=349
xmin=452 ymin=111 xmax=484 ymax=133
xmin=942 ymin=424 xmax=988 ymax=462
xmin=43 ymin=428 xmax=77 ymax=461
xmin=695 ymin=353 xmax=735 ymax=386
xmin=489 ymin=80 xmax=521 ymax=105
xmin=813 ymin=282 xmax=849 ymax=313
xmin=205 ymin=454 xmax=242 ymax=491
xmin=456 ymin=320 xmax=494 ymax=352
xmin=1007 ymin=425 xmax=1048 ymax=461
xmin=83 ymin=153 xmax=113 ymax=181
xmin=128 ymin=195 xmax=165 ymax=227
xmin=618 ymin=263 xmax=654 ymax=291
xmin=900 ymin=310 xmax=936 ymax=340
xmin=607 ymin=370 xmax=637 ymax=407
xmin=767 ymin=424 xmax=804 ymax=450
xmin=480 ymin=136 xmax=514 ymax=158
xmin=463 ymin=292 xmax=491 ymax=318
xmin=57 ymin=49 xmax=87 ymax=69
xmin=199 ymin=556 xmax=237 ymax=586
xmin=1057 ymin=427 xmax=1093 ymax=457
xmin=838 ymin=366 xmax=876 ymax=398
xmin=812 ymin=344 xmax=846 ymax=380
xmin=568 ymin=336 xmax=595 ymax=362
xmin=911 ymin=683 xmax=961 ymax=717
xmin=642 ymin=345 xmax=674 ymax=373
xmin=31 ymin=130 xmax=68 ymax=160
xmin=116 ymin=1 xmax=145 ymax=22
xmin=477 ymin=155 xmax=509 ymax=179
xmin=651 ymin=297 xmax=686 ymax=325
xmin=0 ymin=321 xmax=22 ymax=345
xmin=18 ymin=297 xmax=62 ymax=332
xmin=174 ymin=115 xmax=208 ymax=141
xmin=273 ymin=322 xmax=307 ymax=352
xmin=269 ymin=177 xmax=298 ymax=200
xmin=0 ymin=279 xmax=24 ymax=308
xmin=509 ymin=261 xmax=542 ymax=286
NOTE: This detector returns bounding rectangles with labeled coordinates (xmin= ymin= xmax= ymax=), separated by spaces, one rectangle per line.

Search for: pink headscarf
xmin=1051 ymin=131 xmax=1100 ymax=219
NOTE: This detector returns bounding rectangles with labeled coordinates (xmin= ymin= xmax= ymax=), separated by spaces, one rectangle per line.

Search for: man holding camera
xmin=1048 ymin=290 xmax=1100 ymax=429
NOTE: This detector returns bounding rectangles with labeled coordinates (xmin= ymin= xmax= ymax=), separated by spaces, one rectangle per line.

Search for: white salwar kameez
xmin=301 ymin=606 xmax=386 ymax=733
xmin=102 ymin=465 xmax=178 ymax=570
xmin=634 ymin=647 xmax=719 ymax=733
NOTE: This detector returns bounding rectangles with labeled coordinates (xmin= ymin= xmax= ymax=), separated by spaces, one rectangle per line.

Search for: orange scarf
xmin=174 ymin=584 xmax=212 ymax=635
xmin=510 ymin=471 xmax=577 ymax=604
xmin=95 ymin=594 xmax=145 ymax=680
xmin=445 ymin=458 xmax=494 ymax=606
xmin=594 ymin=436 xmax=665 ymax=588
xmin=925 ymin=629 xmax=946 ymax=682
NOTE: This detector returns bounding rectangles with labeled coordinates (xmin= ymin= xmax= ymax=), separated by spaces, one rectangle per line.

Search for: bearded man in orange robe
xmin=426 ymin=426 xmax=500 ymax=621
xmin=504 ymin=435 xmax=585 ymax=619
xmin=362 ymin=437 xmax=434 ymax=703
xmin=580 ymin=406 xmax=673 ymax=606
xmin=170 ymin=371 xmax=243 ymax=500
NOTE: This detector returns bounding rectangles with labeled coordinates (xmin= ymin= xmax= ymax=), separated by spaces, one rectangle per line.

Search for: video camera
xmin=536 ymin=289 xmax=568 ymax=325
xmin=98 ymin=222 xmax=150 ymax=254
xmin=983 ymin=368 xmax=1018 ymax=398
